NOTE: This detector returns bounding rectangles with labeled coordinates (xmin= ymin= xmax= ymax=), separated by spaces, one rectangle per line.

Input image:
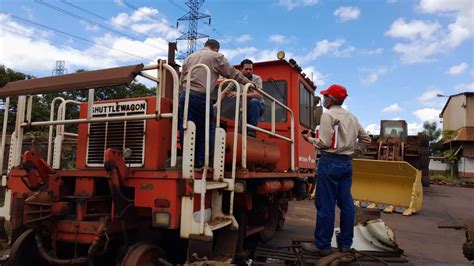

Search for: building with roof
xmin=438 ymin=92 xmax=474 ymax=178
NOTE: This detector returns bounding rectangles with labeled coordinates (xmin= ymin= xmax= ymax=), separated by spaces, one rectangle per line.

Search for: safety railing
xmin=215 ymin=79 xmax=241 ymax=216
xmin=2 ymin=61 xmax=180 ymax=172
xmin=182 ymin=64 xmax=211 ymax=234
xmin=0 ymin=97 xmax=10 ymax=180
xmin=242 ymin=84 xmax=295 ymax=171
xmin=47 ymin=97 xmax=81 ymax=168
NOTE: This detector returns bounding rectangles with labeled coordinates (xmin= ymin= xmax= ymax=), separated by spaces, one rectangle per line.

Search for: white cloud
xmin=235 ymin=34 xmax=252 ymax=43
xmin=386 ymin=18 xmax=440 ymax=40
xmin=418 ymin=89 xmax=442 ymax=102
xmin=278 ymin=0 xmax=318 ymax=11
xmin=407 ymin=122 xmax=424 ymax=135
xmin=305 ymin=38 xmax=355 ymax=61
xmin=365 ymin=123 xmax=380 ymax=135
xmin=359 ymin=48 xmax=383 ymax=55
xmin=417 ymin=88 xmax=446 ymax=107
xmin=80 ymin=20 xmax=100 ymax=32
xmin=455 ymin=82 xmax=474 ymax=91
xmin=385 ymin=0 xmax=474 ymax=64
xmin=413 ymin=108 xmax=441 ymax=122
xmin=302 ymin=66 xmax=328 ymax=87
xmin=360 ymin=67 xmax=388 ymax=84
xmin=110 ymin=7 xmax=180 ymax=40
xmin=419 ymin=0 xmax=474 ymax=47
xmin=219 ymin=34 xmax=253 ymax=45
xmin=447 ymin=62 xmax=468 ymax=75
xmin=21 ymin=6 xmax=34 ymax=20
xmin=382 ymin=103 xmax=402 ymax=113
xmin=269 ymin=34 xmax=287 ymax=44
xmin=334 ymin=6 xmax=361 ymax=22
xmin=0 ymin=13 xmax=170 ymax=75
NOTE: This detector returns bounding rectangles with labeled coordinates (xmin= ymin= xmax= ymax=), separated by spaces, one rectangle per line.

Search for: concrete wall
xmin=442 ymin=95 xmax=466 ymax=131
xmin=429 ymin=157 xmax=474 ymax=178
xmin=458 ymin=157 xmax=474 ymax=178
xmin=467 ymin=95 xmax=474 ymax=127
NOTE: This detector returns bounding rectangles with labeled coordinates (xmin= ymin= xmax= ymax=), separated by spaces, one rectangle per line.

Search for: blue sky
xmin=1 ymin=0 xmax=473 ymax=134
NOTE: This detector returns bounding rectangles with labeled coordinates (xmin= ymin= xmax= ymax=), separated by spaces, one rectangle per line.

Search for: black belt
xmin=321 ymin=151 xmax=351 ymax=159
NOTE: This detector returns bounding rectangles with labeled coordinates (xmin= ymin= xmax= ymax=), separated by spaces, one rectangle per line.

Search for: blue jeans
xmin=314 ymin=152 xmax=355 ymax=250
xmin=178 ymin=91 xmax=215 ymax=168
xmin=247 ymin=98 xmax=264 ymax=128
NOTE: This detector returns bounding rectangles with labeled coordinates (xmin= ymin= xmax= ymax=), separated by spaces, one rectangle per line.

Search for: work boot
xmin=301 ymin=242 xmax=332 ymax=256
xmin=339 ymin=247 xmax=351 ymax=253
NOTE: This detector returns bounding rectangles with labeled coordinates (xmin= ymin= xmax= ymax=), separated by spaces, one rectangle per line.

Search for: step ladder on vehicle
xmin=179 ymin=64 xmax=241 ymax=261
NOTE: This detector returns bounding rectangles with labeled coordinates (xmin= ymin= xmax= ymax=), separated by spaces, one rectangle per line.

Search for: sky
xmin=0 ymin=0 xmax=473 ymax=135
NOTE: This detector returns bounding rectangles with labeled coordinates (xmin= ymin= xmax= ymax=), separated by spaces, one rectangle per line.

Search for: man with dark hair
xmin=179 ymin=39 xmax=254 ymax=169
xmin=219 ymin=58 xmax=265 ymax=137
xmin=301 ymin=84 xmax=371 ymax=256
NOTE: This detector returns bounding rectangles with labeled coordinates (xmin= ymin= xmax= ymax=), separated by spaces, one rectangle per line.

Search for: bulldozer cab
xmin=380 ymin=120 xmax=408 ymax=141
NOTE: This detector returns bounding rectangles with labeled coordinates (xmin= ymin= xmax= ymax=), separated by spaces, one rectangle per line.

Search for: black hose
xmin=35 ymin=233 xmax=88 ymax=265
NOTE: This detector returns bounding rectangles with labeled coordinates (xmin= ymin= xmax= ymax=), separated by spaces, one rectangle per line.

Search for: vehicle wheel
xmin=9 ymin=229 xmax=43 ymax=266
xmin=259 ymin=198 xmax=279 ymax=242
xmin=277 ymin=198 xmax=288 ymax=231
xmin=422 ymin=175 xmax=430 ymax=187
xmin=120 ymin=242 xmax=167 ymax=266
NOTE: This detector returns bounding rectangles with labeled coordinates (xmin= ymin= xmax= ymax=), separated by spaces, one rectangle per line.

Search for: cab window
xmin=299 ymin=82 xmax=315 ymax=129
xmin=260 ymin=80 xmax=288 ymax=122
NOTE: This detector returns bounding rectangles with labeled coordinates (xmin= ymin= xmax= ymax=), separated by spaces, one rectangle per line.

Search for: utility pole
xmin=52 ymin=60 xmax=67 ymax=76
xmin=176 ymin=0 xmax=210 ymax=59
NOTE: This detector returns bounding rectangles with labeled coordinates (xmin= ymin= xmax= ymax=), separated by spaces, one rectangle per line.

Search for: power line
xmin=34 ymin=0 xmax=166 ymax=52
xmin=120 ymin=0 xmax=183 ymax=35
xmin=3 ymin=13 xmax=150 ymax=61
xmin=34 ymin=0 xmax=138 ymax=40
xmin=59 ymin=0 xmax=165 ymax=44
xmin=2 ymin=25 xmax=120 ymax=66
xmin=168 ymin=0 xmax=188 ymax=12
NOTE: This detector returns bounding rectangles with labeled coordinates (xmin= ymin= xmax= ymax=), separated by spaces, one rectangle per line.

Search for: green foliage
xmin=441 ymin=129 xmax=459 ymax=178
xmin=422 ymin=121 xmax=441 ymax=143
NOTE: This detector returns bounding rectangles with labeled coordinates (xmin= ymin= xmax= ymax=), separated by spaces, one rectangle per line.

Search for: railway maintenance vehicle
xmin=0 ymin=50 xmax=321 ymax=265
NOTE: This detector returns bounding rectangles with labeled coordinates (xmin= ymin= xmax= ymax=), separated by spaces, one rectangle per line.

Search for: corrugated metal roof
xmin=454 ymin=127 xmax=474 ymax=142
xmin=0 ymin=64 xmax=144 ymax=97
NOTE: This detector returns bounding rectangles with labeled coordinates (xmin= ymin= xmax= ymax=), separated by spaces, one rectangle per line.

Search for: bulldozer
xmin=352 ymin=120 xmax=429 ymax=215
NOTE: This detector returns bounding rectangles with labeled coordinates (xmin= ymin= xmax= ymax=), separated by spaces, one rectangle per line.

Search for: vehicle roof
xmin=0 ymin=64 xmax=144 ymax=97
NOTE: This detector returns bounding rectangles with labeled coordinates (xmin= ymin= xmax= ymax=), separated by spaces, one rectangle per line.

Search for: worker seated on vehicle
xmin=219 ymin=59 xmax=265 ymax=137
xmin=390 ymin=129 xmax=398 ymax=136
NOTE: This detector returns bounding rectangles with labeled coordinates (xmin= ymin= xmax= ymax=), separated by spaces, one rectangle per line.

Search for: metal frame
xmin=241 ymin=84 xmax=295 ymax=171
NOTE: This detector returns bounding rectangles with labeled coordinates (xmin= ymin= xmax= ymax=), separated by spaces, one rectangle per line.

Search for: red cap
xmin=320 ymin=84 xmax=348 ymax=101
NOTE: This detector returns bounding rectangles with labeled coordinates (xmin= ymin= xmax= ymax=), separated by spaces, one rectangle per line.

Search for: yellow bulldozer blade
xmin=352 ymin=159 xmax=423 ymax=216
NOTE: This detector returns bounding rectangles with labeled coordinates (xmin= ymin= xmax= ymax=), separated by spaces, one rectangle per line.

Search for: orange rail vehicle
xmin=0 ymin=51 xmax=321 ymax=265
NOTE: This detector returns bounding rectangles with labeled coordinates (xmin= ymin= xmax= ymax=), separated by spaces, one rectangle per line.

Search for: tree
xmin=423 ymin=121 xmax=442 ymax=154
xmin=441 ymin=130 xmax=458 ymax=178
xmin=422 ymin=121 xmax=441 ymax=143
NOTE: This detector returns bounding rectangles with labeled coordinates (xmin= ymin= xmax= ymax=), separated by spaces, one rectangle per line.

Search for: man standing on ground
xmin=179 ymin=39 xmax=254 ymax=169
xmin=301 ymin=84 xmax=371 ymax=255
xmin=219 ymin=59 xmax=265 ymax=137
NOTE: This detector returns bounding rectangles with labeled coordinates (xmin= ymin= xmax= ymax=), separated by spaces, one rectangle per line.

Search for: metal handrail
xmin=182 ymin=63 xmax=211 ymax=235
xmin=241 ymin=84 xmax=295 ymax=171
xmin=215 ymin=79 xmax=241 ymax=215
xmin=0 ymin=97 xmax=10 ymax=181
xmin=9 ymin=63 xmax=180 ymax=168
xmin=47 ymin=97 xmax=66 ymax=165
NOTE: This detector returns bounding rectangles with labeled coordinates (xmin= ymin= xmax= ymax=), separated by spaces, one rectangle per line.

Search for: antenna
xmin=52 ymin=60 xmax=67 ymax=76
xmin=176 ymin=0 xmax=210 ymax=59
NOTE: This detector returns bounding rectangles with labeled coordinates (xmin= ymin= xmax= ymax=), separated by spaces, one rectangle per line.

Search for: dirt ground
xmin=270 ymin=184 xmax=474 ymax=265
